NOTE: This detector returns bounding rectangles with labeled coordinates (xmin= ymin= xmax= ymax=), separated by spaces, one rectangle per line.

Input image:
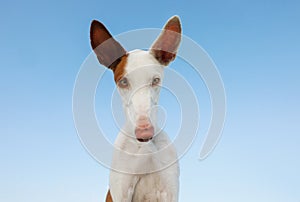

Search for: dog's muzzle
xmin=135 ymin=116 xmax=154 ymax=142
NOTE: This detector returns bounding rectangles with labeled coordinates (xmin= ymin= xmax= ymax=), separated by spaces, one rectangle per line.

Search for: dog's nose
xmin=136 ymin=116 xmax=151 ymax=129
xmin=135 ymin=116 xmax=154 ymax=142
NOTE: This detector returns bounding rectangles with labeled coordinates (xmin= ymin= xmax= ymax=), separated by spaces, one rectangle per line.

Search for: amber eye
xmin=152 ymin=77 xmax=161 ymax=86
xmin=118 ymin=77 xmax=129 ymax=88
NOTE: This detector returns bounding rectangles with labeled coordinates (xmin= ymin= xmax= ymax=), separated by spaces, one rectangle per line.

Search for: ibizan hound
xmin=90 ymin=16 xmax=182 ymax=202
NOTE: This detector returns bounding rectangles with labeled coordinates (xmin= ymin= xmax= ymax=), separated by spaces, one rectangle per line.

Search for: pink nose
xmin=135 ymin=116 xmax=154 ymax=141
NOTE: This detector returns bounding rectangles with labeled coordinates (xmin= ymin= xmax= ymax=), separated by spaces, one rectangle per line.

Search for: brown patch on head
xmin=113 ymin=54 xmax=128 ymax=83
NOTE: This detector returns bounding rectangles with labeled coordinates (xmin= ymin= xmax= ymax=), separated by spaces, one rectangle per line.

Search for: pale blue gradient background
xmin=1 ymin=0 xmax=299 ymax=201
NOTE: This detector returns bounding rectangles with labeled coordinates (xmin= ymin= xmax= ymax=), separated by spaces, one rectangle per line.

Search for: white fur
xmin=109 ymin=50 xmax=179 ymax=202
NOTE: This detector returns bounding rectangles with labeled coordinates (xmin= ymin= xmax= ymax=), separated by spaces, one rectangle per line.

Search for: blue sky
xmin=1 ymin=0 xmax=300 ymax=201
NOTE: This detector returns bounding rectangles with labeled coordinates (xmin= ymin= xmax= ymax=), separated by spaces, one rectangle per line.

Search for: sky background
xmin=1 ymin=0 xmax=300 ymax=201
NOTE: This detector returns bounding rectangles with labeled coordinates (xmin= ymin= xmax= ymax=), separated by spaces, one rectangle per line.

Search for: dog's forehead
xmin=125 ymin=49 xmax=163 ymax=76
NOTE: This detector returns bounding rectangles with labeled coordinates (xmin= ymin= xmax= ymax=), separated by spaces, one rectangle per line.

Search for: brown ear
xmin=90 ymin=20 xmax=127 ymax=70
xmin=150 ymin=16 xmax=182 ymax=66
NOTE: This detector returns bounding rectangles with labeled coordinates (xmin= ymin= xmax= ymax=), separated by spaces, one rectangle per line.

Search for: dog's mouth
xmin=137 ymin=137 xmax=153 ymax=142
xmin=135 ymin=125 xmax=154 ymax=143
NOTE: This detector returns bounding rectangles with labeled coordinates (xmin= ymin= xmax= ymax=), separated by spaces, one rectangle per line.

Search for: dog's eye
xmin=152 ymin=77 xmax=160 ymax=86
xmin=118 ymin=77 xmax=129 ymax=88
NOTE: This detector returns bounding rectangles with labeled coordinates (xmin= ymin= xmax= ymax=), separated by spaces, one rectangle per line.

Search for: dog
xmin=90 ymin=16 xmax=182 ymax=202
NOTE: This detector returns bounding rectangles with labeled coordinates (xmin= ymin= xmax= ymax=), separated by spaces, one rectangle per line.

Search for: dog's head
xmin=90 ymin=16 xmax=181 ymax=142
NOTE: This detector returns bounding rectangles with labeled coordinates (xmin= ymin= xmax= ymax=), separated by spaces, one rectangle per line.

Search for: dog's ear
xmin=150 ymin=16 xmax=182 ymax=66
xmin=90 ymin=20 xmax=127 ymax=71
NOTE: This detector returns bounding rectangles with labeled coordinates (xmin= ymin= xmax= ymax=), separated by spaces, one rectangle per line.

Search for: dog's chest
xmin=111 ymin=132 xmax=179 ymax=201
xmin=132 ymin=165 xmax=178 ymax=202
xmin=133 ymin=173 xmax=161 ymax=201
